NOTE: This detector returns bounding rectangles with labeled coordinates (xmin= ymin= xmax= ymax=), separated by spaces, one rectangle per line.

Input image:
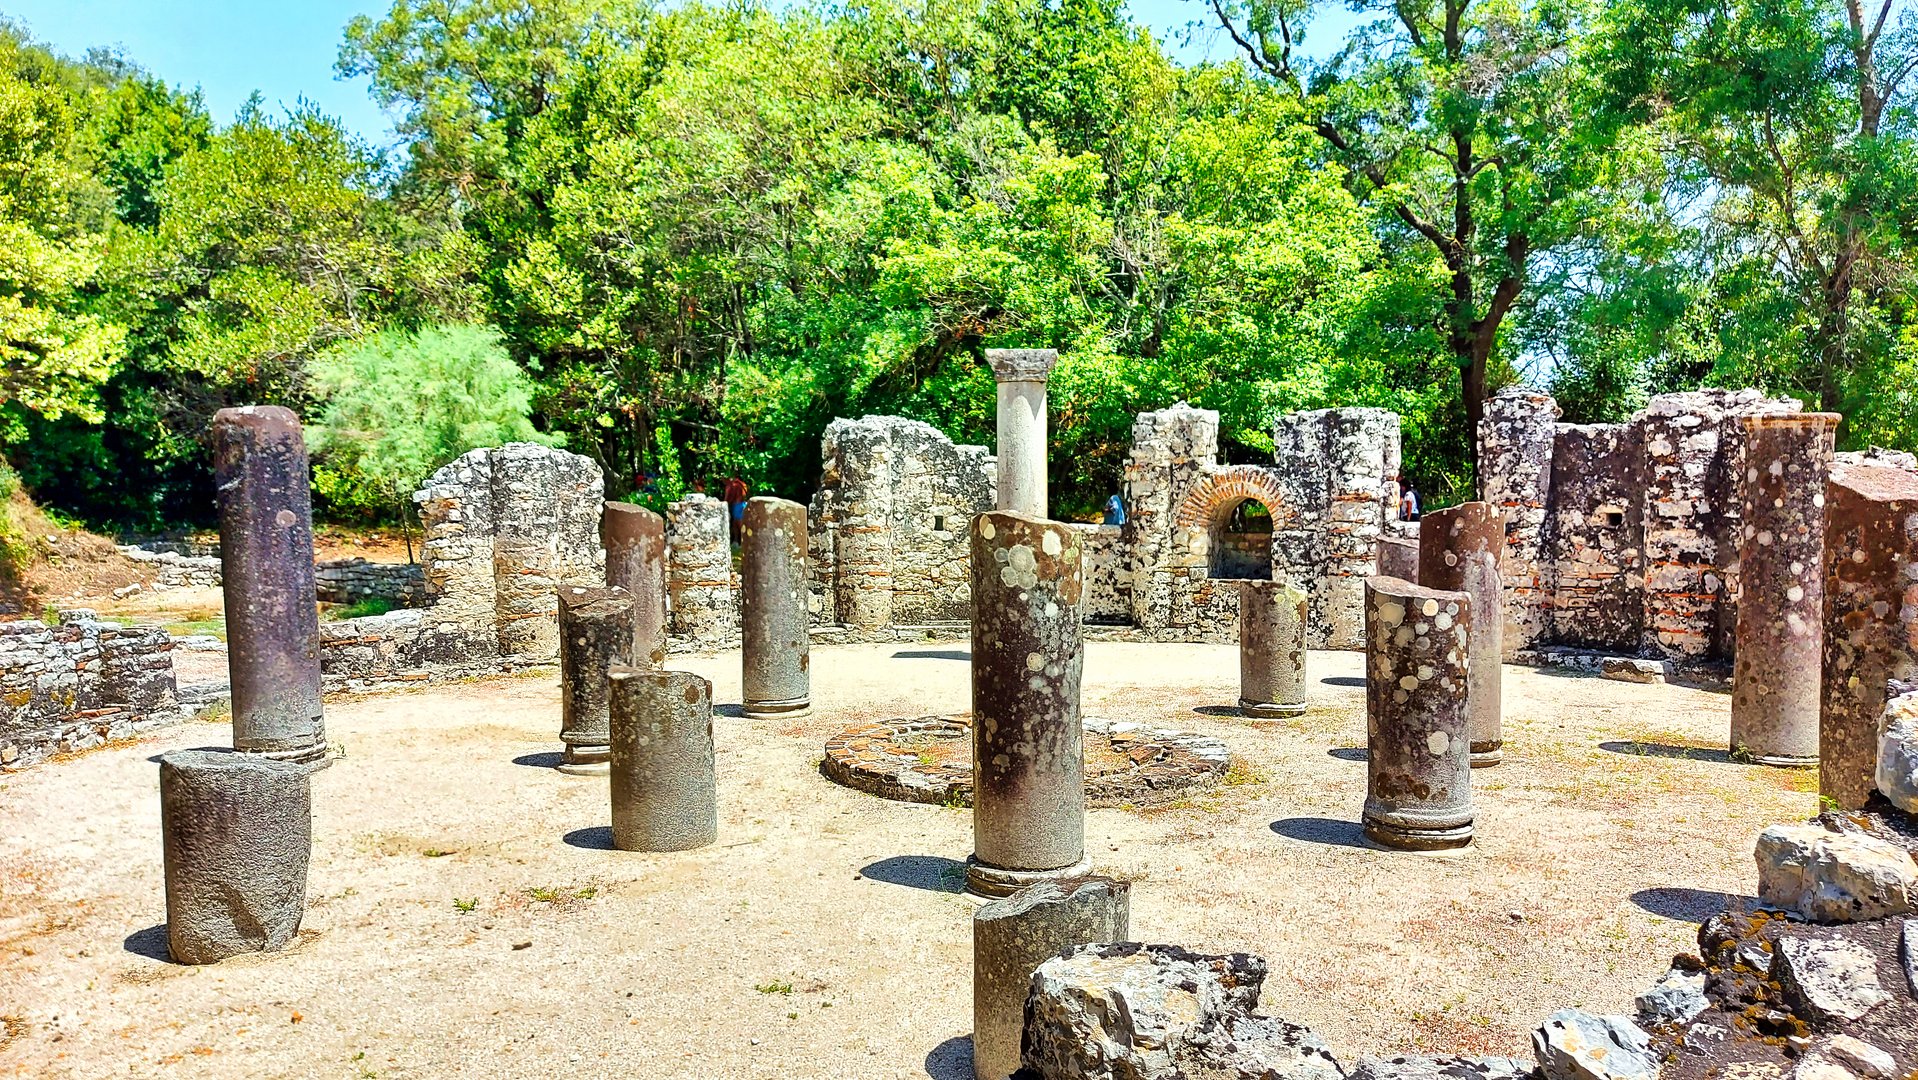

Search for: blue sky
xmin=4 ymin=1 xmax=1358 ymax=144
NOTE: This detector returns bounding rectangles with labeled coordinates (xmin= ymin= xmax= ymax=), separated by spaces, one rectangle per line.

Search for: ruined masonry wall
xmin=1 ymin=610 xmax=179 ymax=768
xmin=668 ymin=494 xmax=738 ymax=649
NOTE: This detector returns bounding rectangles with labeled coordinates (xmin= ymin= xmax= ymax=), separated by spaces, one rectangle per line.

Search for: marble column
xmin=968 ymin=510 xmax=1088 ymax=896
xmin=557 ymin=585 xmax=635 ymax=773
xmin=985 ymin=349 xmax=1058 ymax=518
xmin=1820 ymin=464 xmax=1918 ymax=809
xmin=1417 ymin=502 xmax=1505 ymax=767
xmin=1239 ymin=580 xmax=1308 ymax=719
xmin=608 ymin=666 xmax=718 ymax=851
xmin=972 ymin=877 xmax=1130 ymax=1080
xmin=1362 ymin=576 xmax=1474 ymax=850
xmin=741 ymin=497 xmax=811 ymax=719
xmin=602 ymin=501 xmax=669 ymax=668
xmin=1730 ymin=413 xmax=1840 ymax=766
xmin=210 ymin=406 xmax=326 ymax=764
xmin=159 ymin=749 xmax=311 ymax=964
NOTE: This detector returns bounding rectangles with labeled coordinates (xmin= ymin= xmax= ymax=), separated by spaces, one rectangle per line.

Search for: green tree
xmin=310 ymin=323 xmax=557 ymax=545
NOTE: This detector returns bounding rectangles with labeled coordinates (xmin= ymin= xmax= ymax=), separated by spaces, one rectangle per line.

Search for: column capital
xmin=985 ymin=348 xmax=1059 ymax=383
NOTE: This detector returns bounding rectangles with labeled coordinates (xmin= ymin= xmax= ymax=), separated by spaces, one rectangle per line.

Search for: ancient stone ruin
xmin=0 ymin=610 xmax=180 ymax=767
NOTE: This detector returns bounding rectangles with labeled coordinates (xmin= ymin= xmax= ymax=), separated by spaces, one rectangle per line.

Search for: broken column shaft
xmin=1239 ymin=580 xmax=1308 ymax=719
xmin=1731 ymin=413 xmax=1839 ymax=766
xmin=741 ymin=497 xmax=812 ymax=719
xmin=986 ymin=349 xmax=1058 ymax=518
xmin=1363 ymin=576 xmax=1474 ymax=850
xmin=602 ymin=501 xmax=669 ymax=669
xmin=159 ymin=749 xmax=312 ymax=964
xmin=1820 ymin=464 xmax=1918 ymax=809
xmin=968 ymin=510 xmax=1089 ymax=897
xmin=557 ymin=585 xmax=635 ymax=773
xmin=608 ymin=666 xmax=718 ymax=851
xmin=1417 ymin=502 xmax=1505 ymax=767
xmin=211 ymin=406 xmax=326 ymax=763
xmin=1377 ymin=535 xmax=1419 ymax=583
xmin=972 ymin=876 xmax=1130 ymax=1080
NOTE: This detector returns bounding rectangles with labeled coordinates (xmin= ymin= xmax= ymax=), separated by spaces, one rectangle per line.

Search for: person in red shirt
xmin=723 ymin=476 xmax=749 ymax=543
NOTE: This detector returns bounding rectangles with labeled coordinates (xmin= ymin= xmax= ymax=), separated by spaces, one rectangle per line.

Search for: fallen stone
xmin=1348 ymin=1056 xmax=1535 ymax=1080
xmin=1876 ymin=706 xmax=1918 ymax=813
xmin=1020 ymin=942 xmax=1340 ymax=1080
xmin=1904 ymin=919 xmax=1917 ymax=995
xmin=1633 ymin=967 xmax=1708 ymax=1027
xmin=1600 ymin=657 xmax=1667 ymax=685
xmin=1531 ymin=1009 xmax=1656 ymax=1080
xmin=1771 ymin=935 xmax=1891 ymax=1023
xmin=1819 ymin=1035 xmax=1896 ymax=1080
xmin=1755 ymin=823 xmax=1917 ymax=923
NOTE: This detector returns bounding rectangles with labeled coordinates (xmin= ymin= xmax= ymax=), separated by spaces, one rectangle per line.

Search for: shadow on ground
xmin=1328 ymin=747 xmax=1367 ymax=762
xmin=512 ymin=751 xmax=563 ymax=769
xmin=1270 ymin=817 xmax=1369 ymax=849
xmin=562 ymin=826 xmax=615 ymax=850
xmin=1321 ymin=676 xmax=1365 ymax=688
xmin=1599 ymin=741 xmax=1735 ymax=764
xmin=860 ymin=855 xmax=966 ymax=893
xmin=1631 ymin=886 xmax=1743 ymax=921
xmin=894 ymin=650 xmax=971 ymax=661
xmin=1191 ymin=705 xmax=1242 ymax=718
xmin=924 ymin=1035 xmax=974 ymax=1080
xmin=123 ymin=924 xmax=177 ymax=963
xmin=715 ymin=703 xmax=747 ymax=718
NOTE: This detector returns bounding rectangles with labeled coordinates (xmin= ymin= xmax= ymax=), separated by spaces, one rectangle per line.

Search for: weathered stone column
xmin=1478 ymin=388 xmax=1558 ymax=658
xmin=741 ymin=497 xmax=811 ymax=719
xmin=1239 ymin=580 xmax=1308 ymax=719
xmin=969 ymin=510 xmax=1088 ymax=896
xmin=1418 ymin=502 xmax=1505 ymax=768
xmin=557 ymin=586 xmax=634 ymax=773
xmin=1363 ymin=576 xmax=1473 ymax=850
xmin=1820 ymin=464 xmax=1918 ymax=809
xmin=972 ymin=876 xmax=1130 ymax=1080
xmin=602 ymin=501 xmax=669 ymax=668
xmin=159 ymin=749 xmax=311 ymax=964
xmin=211 ymin=406 xmax=326 ymax=763
xmin=1731 ymin=413 xmax=1840 ymax=766
xmin=986 ymin=349 xmax=1058 ymax=518
xmin=1377 ymin=535 xmax=1419 ymax=582
xmin=608 ymin=666 xmax=718 ymax=851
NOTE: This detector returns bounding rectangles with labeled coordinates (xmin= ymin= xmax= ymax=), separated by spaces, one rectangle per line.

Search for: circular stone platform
xmin=821 ymin=716 xmax=1231 ymax=807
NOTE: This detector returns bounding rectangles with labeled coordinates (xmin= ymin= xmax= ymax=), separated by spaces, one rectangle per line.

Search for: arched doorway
xmin=1212 ymin=498 xmax=1274 ymax=578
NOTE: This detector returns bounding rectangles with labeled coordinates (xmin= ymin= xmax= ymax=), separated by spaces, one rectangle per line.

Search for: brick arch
xmin=1173 ymin=467 xmax=1297 ymax=533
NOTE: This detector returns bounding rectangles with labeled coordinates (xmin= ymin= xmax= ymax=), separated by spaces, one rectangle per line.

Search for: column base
xmin=236 ymin=742 xmax=333 ymax=770
xmin=1362 ymin=815 xmax=1474 ymax=852
xmin=558 ymin=745 xmax=610 ymax=775
xmin=1239 ymin=699 xmax=1306 ymax=720
xmin=964 ymin=855 xmax=1093 ymax=899
xmin=1749 ymin=752 xmax=1817 ymax=769
xmin=743 ymin=696 xmax=812 ymax=720
xmin=1470 ymin=740 xmax=1503 ymax=768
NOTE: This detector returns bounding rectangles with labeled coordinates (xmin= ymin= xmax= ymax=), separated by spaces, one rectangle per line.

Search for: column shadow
xmin=1327 ymin=747 xmax=1367 ymax=762
xmin=1599 ymin=741 xmax=1734 ymax=764
xmin=859 ymin=855 xmax=967 ymax=893
xmin=123 ymin=924 xmax=178 ymax=963
xmin=1321 ymin=676 xmax=1366 ymax=688
xmin=562 ymin=827 xmax=615 ymax=850
xmin=511 ymin=751 xmax=563 ymax=768
xmin=894 ymin=650 xmax=972 ymax=661
xmin=1630 ymin=887 xmax=1742 ymax=921
xmin=924 ymin=1035 xmax=974 ymax=1080
xmin=1269 ymin=817 xmax=1369 ymax=849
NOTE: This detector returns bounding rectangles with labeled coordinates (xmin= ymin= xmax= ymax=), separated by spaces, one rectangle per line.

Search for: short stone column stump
xmin=972 ymin=876 xmax=1130 ymax=1080
xmin=159 ymin=749 xmax=313 ymax=965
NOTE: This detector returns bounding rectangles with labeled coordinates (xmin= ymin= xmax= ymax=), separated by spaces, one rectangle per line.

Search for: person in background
xmin=1103 ymin=493 xmax=1127 ymax=526
xmin=723 ymin=475 xmax=749 ymax=543
xmin=1400 ymin=486 xmax=1421 ymax=522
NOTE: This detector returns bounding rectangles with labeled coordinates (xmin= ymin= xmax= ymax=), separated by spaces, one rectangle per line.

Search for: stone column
xmin=602 ymin=501 xmax=669 ymax=668
xmin=159 ymin=749 xmax=312 ymax=964
xmin=986 ymin=349 xmax=1058 ymax=518
xmin=1418 ymin=502 xmax=1505 ymax=768
xmin=1377 ymin=536 xmax=1419 ymax=583
xmin=741 ymin=497 xmax=811 ymax=719
xmin=1479 ymin=388 xmax=1559 ymax=657
xmin=608 ymin=666 xmax=718 ymax=851
xmin=1820 ymin=464 xmax=1918 ymax=809
xmin=1363 ymin=576 xmax=1473 ymax=850
xmin=210 ymin=406 xmax=326 ymax=764
xmin=557 ymin=586 xmax=634 ymax=773
xmin=969 ymin=510 xmax=1089 ymax=897
xmin=1239 ymin=580 xmax=1308 ymax=719
xmin=1731 ymin=413 xmax=1840 ymax=766
xmin=972 ymin=876 xmax=1130 ymax=1080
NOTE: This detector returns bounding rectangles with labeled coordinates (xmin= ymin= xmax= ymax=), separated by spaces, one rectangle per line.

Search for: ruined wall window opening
xmin=1211 ymin=498 xmax=1275 ymax=580
xmin=1595 ymin=504 xmax=1625 ymax=528
xmin=933 ymin=515 xmax=948 ymax=533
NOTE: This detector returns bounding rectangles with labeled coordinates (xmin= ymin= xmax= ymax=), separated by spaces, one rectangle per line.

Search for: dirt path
xmin=0 ymin=643 xmax=1812 ymax=1079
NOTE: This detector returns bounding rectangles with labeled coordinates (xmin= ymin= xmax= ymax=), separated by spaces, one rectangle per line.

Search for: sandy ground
xmin=0 ymin=642 xmax=1815 ymax=1079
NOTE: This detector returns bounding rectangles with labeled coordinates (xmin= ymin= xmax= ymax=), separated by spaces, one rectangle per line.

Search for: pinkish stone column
xmin=1820 ymin=464 xmax=1918 ymax=809
xmin=1418 ymin=503 xmax=1504 ymax=767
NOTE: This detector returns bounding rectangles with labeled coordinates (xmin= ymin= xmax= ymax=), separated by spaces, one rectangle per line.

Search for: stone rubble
xmin=1755 ymin=822 xmax=1917 ymax=923
xmin=1634 ymin=967 xmax=1710 ymax=1028
xmin=1531 ymin=1010 xmax=1658 ymax=1080
xmin=1346 ymin=1057 xmax=1533 ymax=1080
xmin=1875 ymin=697 xmax=1918 ymax=813
xmin=1772 ymin=936 xmax=1891 ymax=1023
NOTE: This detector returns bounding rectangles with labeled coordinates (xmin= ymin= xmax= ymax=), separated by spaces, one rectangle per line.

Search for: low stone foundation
xmin=821 ymin=716 xmax=1230 ymax=807
xmin=1 ymin=610 xmax=182 ymax=768
xmin=313 ymin=559 xmax=425 ymax=607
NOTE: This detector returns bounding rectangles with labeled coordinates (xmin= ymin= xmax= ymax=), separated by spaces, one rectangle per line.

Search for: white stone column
xmin=986 ymin=349 xmax=1058 ymax=518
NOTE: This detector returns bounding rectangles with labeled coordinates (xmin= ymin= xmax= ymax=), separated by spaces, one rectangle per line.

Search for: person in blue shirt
xmin=1103 ymin=494 xmax=1126 ymax=526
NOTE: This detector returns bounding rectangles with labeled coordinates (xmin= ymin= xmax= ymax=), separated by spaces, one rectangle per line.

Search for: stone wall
xmin=808 ymin=416 xmax=995 ymax=631
xmin=313 ymin=559 xmax=426 ymax=607
xmin=667 ymin=493 xmax=738 ymax=649
xmin=1479 ymin=386 xmax=1801 ymax=664
xmin=118 ymin=546 xmax=223 ymax=589
xmin=1 ymin=610 xmax=180 ymax=768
